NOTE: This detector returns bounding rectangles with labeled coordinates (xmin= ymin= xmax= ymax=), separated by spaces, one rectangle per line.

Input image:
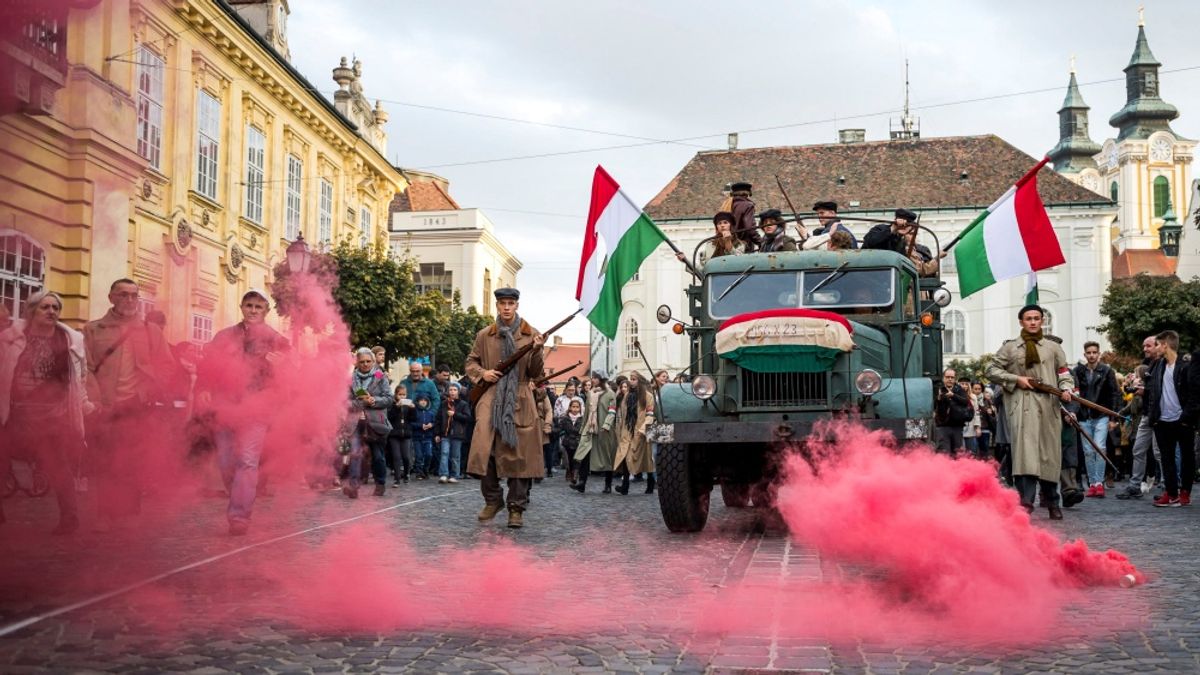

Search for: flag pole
xmin=940 ymin=156 xmax=1051 ymax=254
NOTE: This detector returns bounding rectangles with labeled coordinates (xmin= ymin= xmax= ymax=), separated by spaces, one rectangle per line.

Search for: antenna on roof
xmin=890 ymin=59 xmax=920 ymax=141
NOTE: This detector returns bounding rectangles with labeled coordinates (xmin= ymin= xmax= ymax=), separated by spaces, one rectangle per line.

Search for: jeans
xmin=1128 ymin=416 xmax=1159 ymax=488
xmin=413 ymin=437 xmax=433 ymax=475
xmin=964 ymin=436 xmax=978 ymax=458
xmin=348 ymin=428 xmax=387 ymax=487
xmin=439 ymin=437 xmax=462 ymax=478
xmin=1079 ymin=416 xmax=1108 ymax=486
xmin=215 ymin=421 xmax=269 ymax=525
xmin=1152 ymin=420 xmax=1196 ymax=498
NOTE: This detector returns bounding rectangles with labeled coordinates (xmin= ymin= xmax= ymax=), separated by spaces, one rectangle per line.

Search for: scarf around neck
xmin=491 ymin=314 xmax=522 ymax=448
xmin=1020 ymin=329 xmax=1043 ymax=369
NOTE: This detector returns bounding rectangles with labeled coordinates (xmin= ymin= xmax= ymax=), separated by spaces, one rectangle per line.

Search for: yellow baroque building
xmin=0 ymin=0 xmax=405 ymax=341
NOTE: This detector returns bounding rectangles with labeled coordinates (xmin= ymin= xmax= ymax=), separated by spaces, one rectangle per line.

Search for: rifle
xmin=1060 ymin=404 xmax=1119 ymax=472
xmin=468 ymin=309 xmax=581 ymax=406
xmin=1030 ymin=379 xmax=1124 ymax=420
xmin=774 ymin=174 xmax=808 ymax=241
xmin=535 ymin=360 xmax=583 ymax=387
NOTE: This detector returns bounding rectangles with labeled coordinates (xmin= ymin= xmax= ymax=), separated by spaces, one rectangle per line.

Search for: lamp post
xmin=286 ymin=233 xmax=312 ymax=274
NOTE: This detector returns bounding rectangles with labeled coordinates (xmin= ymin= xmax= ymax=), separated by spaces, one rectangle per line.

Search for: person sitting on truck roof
xmin=757 ymin=209 xmax=798 ymax=253
xmin=678 ymin=212 xmax=744 ymax=267
xmin=863 ymin=208 xmax=942 ymax=277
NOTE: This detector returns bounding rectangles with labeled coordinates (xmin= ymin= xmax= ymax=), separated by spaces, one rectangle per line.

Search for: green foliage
xmin=433 ymin=290 xmax=492 ymax=372
xmin=946 ymin=353 xmax=994 ymax=384
xmin=1098 ymin=274 xmax=1200 ymax=356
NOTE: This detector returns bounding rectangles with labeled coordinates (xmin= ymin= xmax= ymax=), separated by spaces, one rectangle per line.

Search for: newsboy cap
xmin=812 ymin=201 xmax=838 ymax=212
xmin=729 ymin=181 xmax=753 ymax=193
xmin=494 ymin=287 xmax=520 ymax=300
xmin=758 ymin=208 xmax=784 ymax=222
xmin=894 ymin=208 xmax=918 ymax=223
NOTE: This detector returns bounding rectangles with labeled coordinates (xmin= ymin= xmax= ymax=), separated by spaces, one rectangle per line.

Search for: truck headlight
xmin=855 ymin=369 xmax=883 ymax=395
xmin=691 ymin=374 xmax=716 ymax=400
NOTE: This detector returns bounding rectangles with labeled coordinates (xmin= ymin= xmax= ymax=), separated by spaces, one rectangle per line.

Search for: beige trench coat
xmin=612 ymin=393 xmax=655 ymax=475
xmin=464 ymin=319 xmax=545 ymax=479
xmin=986 ymin=335 xmax=1074 ymax=482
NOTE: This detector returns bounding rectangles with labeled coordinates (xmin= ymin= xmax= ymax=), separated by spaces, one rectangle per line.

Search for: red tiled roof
xmin=541 ymin=344 xmax=589 ymax=385
xmin=644 ymin=135 xmax=1111 ymax=220
xmin=1112 ymin=248 xmax=1178 ymax=279
xmin=389 ymin=181 xmax=460 ymax=213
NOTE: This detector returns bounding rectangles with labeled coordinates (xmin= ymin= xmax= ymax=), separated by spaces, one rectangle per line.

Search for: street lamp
xmin=286 ymin=233 xmax=311 ymax=274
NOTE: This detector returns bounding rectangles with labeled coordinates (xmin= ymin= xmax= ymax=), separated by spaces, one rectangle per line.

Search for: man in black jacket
xmin=933 ymin=368 xmax=971 ymax=457
xmin=863 ymin=209 xmax=940 ymax=276
xmin=1144 ymin=330 xmax=1196 ymax=507
xmin=1072 ymin=341 xmax=1120 ymax=498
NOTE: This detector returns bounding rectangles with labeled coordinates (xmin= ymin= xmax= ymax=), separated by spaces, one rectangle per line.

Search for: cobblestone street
xmin=0 ymin=471 xmax=1196 ymax=674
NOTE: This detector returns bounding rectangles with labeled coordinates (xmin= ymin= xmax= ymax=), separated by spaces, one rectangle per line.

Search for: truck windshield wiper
xmin=716 ymin=264 xmax=755 ymax=301
xmin=806 ymin=261 xmax=850 ymax=299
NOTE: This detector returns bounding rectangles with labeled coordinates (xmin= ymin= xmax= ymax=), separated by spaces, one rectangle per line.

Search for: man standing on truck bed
xmin=986 ymin=304 xmax=1074 ymax=519
xmin=728 ymin=182 xmax=762 ymax=253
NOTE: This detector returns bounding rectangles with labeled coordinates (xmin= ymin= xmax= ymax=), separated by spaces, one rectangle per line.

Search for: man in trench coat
xmin=464 ymin=288 xmax=545 ymax=528
xmin=986 ymin=304 xmax=1074 ymax=519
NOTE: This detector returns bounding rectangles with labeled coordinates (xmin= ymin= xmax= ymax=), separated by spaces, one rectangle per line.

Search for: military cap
xmin=812 ymin=201 xmax=838 ymax=212
xmin=712 ymin=211 xmax=735 ymax=225
xmin=730 ymin=181 xmax=753 ymax=193
xmin=493 ymin=287 xmax=520 ymax=300
xmin=758 ymin=208 xmax=784 ymax=222
xmin=894 ymin=208 xmax=918 ymax=223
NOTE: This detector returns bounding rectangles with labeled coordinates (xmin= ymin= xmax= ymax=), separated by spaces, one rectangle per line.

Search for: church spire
xmin=1109 ymin=13 xmax=1181 ymax=140
xmin=1048 ymin=64 xmax=1100 ymax=173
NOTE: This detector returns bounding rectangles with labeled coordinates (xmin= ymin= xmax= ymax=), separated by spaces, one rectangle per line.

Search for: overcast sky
xmin=289 ymin=0 xmax=1200 ymax=343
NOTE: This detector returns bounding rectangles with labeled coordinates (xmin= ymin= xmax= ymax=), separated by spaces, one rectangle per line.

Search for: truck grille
xmin=740 ymin=370 xmax=828 ymax=408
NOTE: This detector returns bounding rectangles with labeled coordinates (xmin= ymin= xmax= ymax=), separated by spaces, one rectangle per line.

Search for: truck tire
xmin=656 ymin=442 xmax=712 ymax=533
xmin=720 ymin=482 xmax=751 ymax=508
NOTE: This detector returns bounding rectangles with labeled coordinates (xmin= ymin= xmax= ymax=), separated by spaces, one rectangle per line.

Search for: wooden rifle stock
xmin=535 ymin=360 xmax=583 ymax=387
xmin=467 ymin=309 xmax=581 ymax=406
xmin=1030 ymin=379 xmax=1123 ymax=419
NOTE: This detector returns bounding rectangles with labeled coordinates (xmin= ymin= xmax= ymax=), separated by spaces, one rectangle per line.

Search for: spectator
xmin=1117 ymin=336 xmax=1163 ymax=499
xmin=433 ymin=362 xmax=456 ymax=402
xmin=1072 ymin=341 xmax=1120 ymax=498
xmin=409 ymin=392 xmax=436 ymax=480
xmin=977 ymin=383 xmax=996 ymax=459
xmin=371 ymin=345 xmax=386 ymax=369
xmin=553 ymin=381 xmax=579 ymax=419
xmin=435 ymin=383 xmax=472 ymax=483
xmin=346 ymin=347 xmax=393 ymax=498
xmin=557 ymin=398 xmax=584 ymax=480
xmin=0 ymin=290 xmax=92 ymax=534
xmin=962 ymin=379 xmax=983 ymax=459
xmin=386 ymin=384 xmax=414 ymax=484
xmin=933 ymin=368 xmax=971 ymax=457
xmin=1146 ymin=330 xmax=1194 ymax=507
xmin=401 ymin=362 xmax=440 ymax=418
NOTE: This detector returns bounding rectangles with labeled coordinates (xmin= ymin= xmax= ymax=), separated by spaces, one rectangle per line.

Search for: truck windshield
xmin=708 ymin=269 xmax=895 ymax=319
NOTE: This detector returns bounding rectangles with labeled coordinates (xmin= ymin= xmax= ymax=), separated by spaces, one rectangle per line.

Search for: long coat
xmin=613 ymin=391 xmax=655 ymax=475
xmin=986 ymin=336 xmax=1074 ymax=482
xmin=464 ymin=319 xmax=544 ymax=479
xmin=575 ymin=387 xmax=617 ymax=471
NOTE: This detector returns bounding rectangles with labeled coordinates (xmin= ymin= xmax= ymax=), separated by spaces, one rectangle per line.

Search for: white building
xmin=595 ymin=133 xmax=1117 ymax=375
xmin=388 ymin=174 xmax=521 ymax=314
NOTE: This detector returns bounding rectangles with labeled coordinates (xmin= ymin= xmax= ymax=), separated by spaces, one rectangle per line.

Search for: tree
xmin=946 ymin=353 xmax=994 ymax=384
xmin=1097 ymin=274 xmax=1200 ymax=357
xmin=433 ymin=290 xmax=492 ymax=372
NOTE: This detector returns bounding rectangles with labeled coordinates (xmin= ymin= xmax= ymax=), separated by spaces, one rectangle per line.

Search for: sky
xmin=288 ymin=0 xmax=1200 ymax=343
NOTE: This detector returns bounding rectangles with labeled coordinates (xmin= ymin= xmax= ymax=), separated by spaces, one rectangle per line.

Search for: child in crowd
xmin=409 ymin=392 xmax=436 ymax=479
xmin=387 ymin=384 xmax=415 ymax=485
xmin=556 ymin=398 xmax=584 ymax=477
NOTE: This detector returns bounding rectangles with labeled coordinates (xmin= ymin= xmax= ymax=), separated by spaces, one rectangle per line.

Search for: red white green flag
xmin=575 ymin=166 xmax=669 ymax=340
xmin=953 ymin=157 xmax=1065 ymax=298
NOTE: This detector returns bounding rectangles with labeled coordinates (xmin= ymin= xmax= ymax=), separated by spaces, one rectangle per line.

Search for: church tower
xmin=1049 ymin=61 xmax=1103 ymax=194
xmin=1096 ymin=11 xmax=1195 ymax=252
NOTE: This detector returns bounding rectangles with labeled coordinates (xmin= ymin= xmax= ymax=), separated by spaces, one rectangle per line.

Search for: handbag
xmin=363 ymin=406 xmax=392 ymax=436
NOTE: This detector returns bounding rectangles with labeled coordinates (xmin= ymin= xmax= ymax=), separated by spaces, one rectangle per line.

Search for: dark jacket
xmin=436 ymin=397 xmax=473 ymax=440
xmin=731 ymin=196 xmax=763 ymax=252
xmin=760 ymin=231 xmax=798 ymax=253
xmin=1143 ymin=355 xmax=1195 ymax=426
xmin=387 ymin=398 xmax=414 ymax=439
xmin=863 ymin=223 xmax=931 ymax=260
xmin=1071 ymin=362 xmax=1119 ymax=421
xmin=410 ymin=394 xmax=437 ymax=440
xmin=934 ymin=382 xmax=972 ymax=426
xmin=556 ymin=414 xmax=583 ymax=453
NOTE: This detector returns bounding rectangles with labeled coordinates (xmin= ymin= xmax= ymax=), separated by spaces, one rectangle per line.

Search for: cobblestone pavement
xmin=0 ymin=470 xmax=1197 ymax=674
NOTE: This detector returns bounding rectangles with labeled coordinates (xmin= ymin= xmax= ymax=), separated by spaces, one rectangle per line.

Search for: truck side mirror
xmin=656 ymin=304 xmax=673 ymax=324
xmin=932 ymin=288 xmax=951 ymax=307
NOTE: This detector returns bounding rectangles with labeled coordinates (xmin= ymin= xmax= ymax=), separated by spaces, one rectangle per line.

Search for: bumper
xmin=647 ymin=417 xmax=930 ymax=445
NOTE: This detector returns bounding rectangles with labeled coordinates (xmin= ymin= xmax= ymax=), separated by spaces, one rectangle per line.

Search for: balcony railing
xmin=8 ymin=0 xmax=69 ymax=78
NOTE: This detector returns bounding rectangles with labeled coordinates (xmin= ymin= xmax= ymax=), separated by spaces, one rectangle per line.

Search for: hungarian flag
xmin=953 ymin=157 xmax=1065 ymax=298
xmin=576 ymin=166 xmax=668 ymax=340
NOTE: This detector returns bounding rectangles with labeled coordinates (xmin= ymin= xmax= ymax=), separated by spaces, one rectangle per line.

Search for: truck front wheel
xmin=656 ymin=443 xmax=713 ymax=533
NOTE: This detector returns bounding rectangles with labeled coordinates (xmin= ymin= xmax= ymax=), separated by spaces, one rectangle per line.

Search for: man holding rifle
xmin=464 ymin=288 xmax=546 ymax=528
xmin=986 ymin=304 xmax=1074 ymax=519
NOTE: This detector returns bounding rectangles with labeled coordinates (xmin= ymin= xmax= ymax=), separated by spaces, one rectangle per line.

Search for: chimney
xmin=838 ymin=129 xmax=866 ymax=144
xmin=553 ymin=335 xmax=563 ymax=348
xmin=727 ymin=132 xmax=738 ymax=150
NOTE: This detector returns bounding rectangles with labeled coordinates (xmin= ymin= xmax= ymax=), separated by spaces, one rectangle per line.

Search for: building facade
xmin=593 ymin=134 xmax=1116 ymax=375
xmin=0 ymin=0 xmax=405 ymax=341
xmin=388 ymin=176 xmax=521 ymax=315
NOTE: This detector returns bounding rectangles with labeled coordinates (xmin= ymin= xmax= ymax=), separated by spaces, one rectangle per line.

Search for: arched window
xmin=942 ymin=309 xmax=966 ymax=355
xmin=0 ymin=231 xmax=46 ymax=318
xmin=1041 ymin=309 xmax=1054 ymax=334
xmin=623 ymin=317 xmax=640 ymax=360
xmin=1153 ymin=176 xmax=1170 ymax=217
xmin=1110 ymin=181 xmax=1118 ymax=203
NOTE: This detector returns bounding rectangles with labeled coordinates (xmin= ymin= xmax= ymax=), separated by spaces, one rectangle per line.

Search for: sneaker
xmin=1116 ymin=486 xmax=1142 ymax=500
xmin=393 ymin=479 xmax=401 ymax=487
xmin=438 ymin=476 xmax=448 ymax=484
xmin=1180 ymin=490 xmax=1191 ymax=507
xmin=373 ymin=484 xmax=386 ymax=497
xmin=448 ymin=477 xmax=458 ymax=484
xmin=1141 ymin=480 xmax=1152 ymax=495
xmin=1084 ymin=485 xmax=1096 ymax=498
xmin=1153 ymin=493 xmax=1180 ymax=508
xmin=1092 ymin=484 xmax=1105 ymax=498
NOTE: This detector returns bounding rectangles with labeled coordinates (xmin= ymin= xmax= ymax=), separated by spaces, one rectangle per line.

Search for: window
xmin=482 ymin=268 xmax=492 ymax=313
xmin=943 ymin=309 xmax=966 ymax=355
xmin=1041 ymin=309 xmax=1053 ymax=334
xmin=0 ymin=232 xmax=45 ymax=318
xmin=190 ymin=313 xmax=213 ymax=344
xmin=318 ymin=179 xmax=333 ymax=244
xmin=1110 ymin=181 xmax=1118 ymax=203
xmin=624 ymin=317 xmax=640 ymax=359
xmin=631 ymin=269 xmax=640 ymax=282
xmin=195 ymin=90 xmax=220 ymax=200
xmin=243 ymin=125 xmax=265 ymax=223
xmin=285 ymin=154 xmax=302 ymax=239
xmin=135 ymin=45 xmax=164 ymax=169
xmin=359 ymin=206 xmax=371 ymax=247
xmin=1153 ymin=176 xmax=1170 ymax=217
xmin=413 ymin=262 xmax=453 ymax=299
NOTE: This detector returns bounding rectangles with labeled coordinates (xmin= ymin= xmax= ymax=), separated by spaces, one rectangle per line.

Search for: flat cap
xmin=493 ymin=287 xmax=520 ymax=300
xmin=894 ymin=208 xmax=918 ymax=223
xmin=812 ymin=201 xmax=838 ymax=212
xmin=758 ymin=208 xmax=784 ymax=222
xmin=729 ymin=181 xmax=753 ymax=193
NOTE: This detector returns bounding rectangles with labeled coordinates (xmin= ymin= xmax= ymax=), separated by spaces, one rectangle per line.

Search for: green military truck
xmin=649 ymin=237 xmax=951 ymax=532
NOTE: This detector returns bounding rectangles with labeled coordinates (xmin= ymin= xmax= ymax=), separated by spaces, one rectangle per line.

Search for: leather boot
xmin=507 ymin=509 xmax=524 ymax=528
xmin=645 ymin=474 xmax=656 ymax=494
xmin=615 ymin=473 xmax=630 ymax=495
xmin=602 ymin=473 xmax=613 ymax=494
xmin=478 ymin=503 xmax=502 ymax=521
xmin=571 ymin=474 xmax=587 ymax=493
